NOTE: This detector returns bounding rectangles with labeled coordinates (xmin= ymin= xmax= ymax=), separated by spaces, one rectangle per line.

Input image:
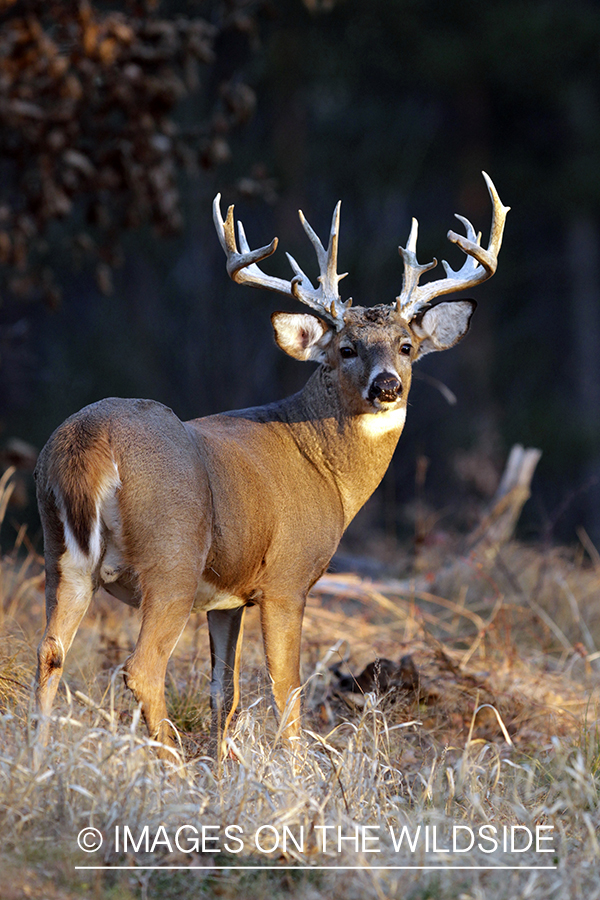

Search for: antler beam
xmin=213 ymin=194 xmax=351 ymax=330
xmin=395 ymin=172 xmax=510 ymax=320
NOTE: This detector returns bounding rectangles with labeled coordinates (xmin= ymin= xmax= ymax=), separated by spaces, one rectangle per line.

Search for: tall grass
xmin=1 ymin=469 xmax=600 ymax=899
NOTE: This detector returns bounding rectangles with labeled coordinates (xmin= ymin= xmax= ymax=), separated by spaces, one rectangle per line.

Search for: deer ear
xmin=271 ymin=312 xmax=333 ymax=362
xmin=411 ymin=300 xmax=476 ymax=359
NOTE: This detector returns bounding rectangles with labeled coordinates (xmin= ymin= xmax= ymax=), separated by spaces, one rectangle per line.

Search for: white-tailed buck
xmin=34 ymin=173 xmax=508 ymax=760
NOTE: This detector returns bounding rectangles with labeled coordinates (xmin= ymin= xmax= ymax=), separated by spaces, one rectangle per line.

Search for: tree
xmin=0 ymin=0 xmax=264 ymax=305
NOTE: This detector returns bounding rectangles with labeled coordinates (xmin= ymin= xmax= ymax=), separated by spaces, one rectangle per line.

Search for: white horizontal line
xmin=75 ymin=865 xmax=558 ymax=871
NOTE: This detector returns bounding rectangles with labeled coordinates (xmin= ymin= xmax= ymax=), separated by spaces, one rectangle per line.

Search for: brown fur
xmin=37 ymin=409 xmax=115 ymax=556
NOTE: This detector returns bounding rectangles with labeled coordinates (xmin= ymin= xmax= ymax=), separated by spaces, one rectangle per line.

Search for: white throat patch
xmin=359 ymin=406 xmax=406 ymax=438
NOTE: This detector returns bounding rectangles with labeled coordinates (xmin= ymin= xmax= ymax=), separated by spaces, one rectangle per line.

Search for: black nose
xmin=368 ymin=371 xmax=402 ymax=403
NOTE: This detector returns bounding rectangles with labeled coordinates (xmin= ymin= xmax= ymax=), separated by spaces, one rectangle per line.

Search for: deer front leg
xmin=207 ymin=606 xmax=245 ymax=758
xmin=260 ymin=596 xmax=305 ymax=741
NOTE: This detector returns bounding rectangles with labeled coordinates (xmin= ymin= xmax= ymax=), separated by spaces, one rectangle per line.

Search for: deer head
xmin=213 ymin=173 xmax=509 ymax=419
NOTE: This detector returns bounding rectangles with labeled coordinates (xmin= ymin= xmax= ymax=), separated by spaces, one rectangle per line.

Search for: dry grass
xmin=1 ymin=470 xmax=600 ymax=899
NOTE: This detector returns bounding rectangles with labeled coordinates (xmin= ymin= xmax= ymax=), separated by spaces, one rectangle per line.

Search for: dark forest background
xmin=1 ymin=0 xmax=600 ymax=560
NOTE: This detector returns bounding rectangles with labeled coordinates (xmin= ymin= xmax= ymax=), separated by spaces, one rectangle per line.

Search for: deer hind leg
xmin=207 ymin=606 xmax=246 ymax=759
xmin=260 ymin=596 xmax=305 ymax=742
xmin=35 ymin=551 xmax=94 ymax=753
xmin=122 ymin=576 xmax=196 ymax=761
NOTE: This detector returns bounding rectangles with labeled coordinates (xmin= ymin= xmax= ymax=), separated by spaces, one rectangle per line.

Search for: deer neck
xmin=282 ymin=366 xmax=407 ymax=527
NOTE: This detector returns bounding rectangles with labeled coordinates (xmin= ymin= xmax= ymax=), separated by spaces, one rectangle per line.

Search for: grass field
xmin=1 ymin=470 xmax=600 ymax=900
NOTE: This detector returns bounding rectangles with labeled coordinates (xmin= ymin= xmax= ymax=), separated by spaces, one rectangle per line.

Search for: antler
xmin=213 ymin=194 xmax=351 ymax=331
xmin=395 ymin=172 xmax=510 ymax=321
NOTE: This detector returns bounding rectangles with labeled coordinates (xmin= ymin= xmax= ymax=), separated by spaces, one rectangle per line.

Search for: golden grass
xmin=1 ymin=469 xmax=600 ymax=898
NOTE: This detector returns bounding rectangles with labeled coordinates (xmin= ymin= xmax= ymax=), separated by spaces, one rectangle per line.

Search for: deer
xmin=33 ymin=172 xmax=508 ymax=763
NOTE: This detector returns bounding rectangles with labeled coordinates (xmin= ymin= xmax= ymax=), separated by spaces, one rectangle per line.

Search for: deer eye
xmin=400 ymin=343 xmax=412 ymax=356
xmin=340 ymin=345 xmax=357 ymax=359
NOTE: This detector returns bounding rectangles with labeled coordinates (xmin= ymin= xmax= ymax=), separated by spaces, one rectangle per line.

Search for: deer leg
xmin=123 ymin=586 xmax=194 ymax=760
xmin=207 ymin=605 xmax=246 ymax=757
xmin=35 ymin=552 xmax=94 ymax=757
xmin=260 ymin=597 xmax=305 ymax=741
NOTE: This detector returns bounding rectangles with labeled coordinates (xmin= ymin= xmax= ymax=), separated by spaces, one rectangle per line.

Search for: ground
xmin=1 ymin=494 xmax=600 ymax=899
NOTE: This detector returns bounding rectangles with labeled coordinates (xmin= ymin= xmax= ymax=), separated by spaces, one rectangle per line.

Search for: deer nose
xmin=368 ymin=371 xmax=402 ymax=403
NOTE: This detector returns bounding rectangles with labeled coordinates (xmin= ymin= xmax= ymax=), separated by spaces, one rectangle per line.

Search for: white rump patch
xmin=359 ymin=406 xmax=406 ymax=438
xmin=60 ymin=460 xmax=121 ymax=571
xmin=62 ymin=522 xmax=93 ymax=571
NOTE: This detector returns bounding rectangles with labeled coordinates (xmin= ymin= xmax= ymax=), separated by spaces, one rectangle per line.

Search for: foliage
xmin=0 ymin=0 xmax=262 ymax=304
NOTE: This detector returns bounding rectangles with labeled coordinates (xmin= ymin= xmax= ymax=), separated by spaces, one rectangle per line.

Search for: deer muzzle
xmin=368 ymin=371 xmax=402 ymax=404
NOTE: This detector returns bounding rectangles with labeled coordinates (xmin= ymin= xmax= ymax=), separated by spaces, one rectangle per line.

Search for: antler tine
xmin=213 ymin=194 xmax=291 ymax=292
xmin=397 ymin=218 xmax=438 ymax=310
xmin=448 ymin=171 xmax=509 ymax=276
xmin=325 ymin=201 xmax=350 ymax=306
xmin=395 ymin=173 xmax=510 ymax=321
xmin=288 ymin=202 xmax=350 ymax=327
xmin=213 ymin=194 xmax=351 ymax=330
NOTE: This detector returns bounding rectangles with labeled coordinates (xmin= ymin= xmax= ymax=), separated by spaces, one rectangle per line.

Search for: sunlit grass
xmin=1 ymin=470 xmax=600 ymax=898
